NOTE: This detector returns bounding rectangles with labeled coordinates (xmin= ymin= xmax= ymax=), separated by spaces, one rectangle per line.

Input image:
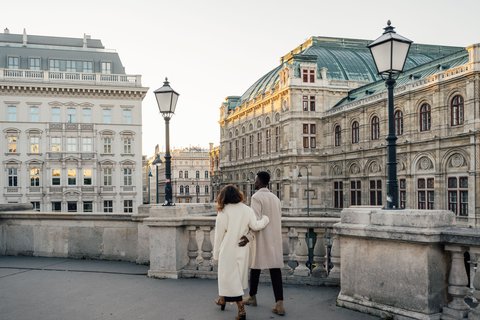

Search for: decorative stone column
xmin=282 ymin=227 xmax=293 ymax=275
xmin=469 ymin=247 xmax=480 ymax=320
xmin=199 ymin=226 xmax=213 ymax=271
xmin=442 ymin=245 xmax=470 ymax=320
xmin=287 ymin=227 xmax=298 ymax=273
xmin=293 ymin=228 xmax=310 ymax=277
xmin=184 ymin=226 xmax=198 ymax=270
xmin=328 ymin=234 xmax=340 ymax=280
xmin=312 ymin=228 xmax=327 ymax=278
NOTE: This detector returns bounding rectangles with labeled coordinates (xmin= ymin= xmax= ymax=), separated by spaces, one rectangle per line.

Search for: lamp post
xmin=368 ymin=20 xmax=412 ymax=209
xmin=154 ymin=78 xmax=179 ymax=206
xmin=297 ymin=166 xmax=310 ymax=217
xmin=147 ymin=169 xmax=152 ymax=204
xmin=152 ymin=154 xmax=162 ymax=204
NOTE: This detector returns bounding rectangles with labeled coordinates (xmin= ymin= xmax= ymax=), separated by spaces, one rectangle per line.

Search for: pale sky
xmin=4 ymin=0 xmax=480 ymax=156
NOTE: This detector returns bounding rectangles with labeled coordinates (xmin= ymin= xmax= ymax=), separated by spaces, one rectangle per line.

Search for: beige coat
xmin=250 ymin=188 xmax=283 ymax=269
xmin=213 ymin=202 xmax=269 ymax=297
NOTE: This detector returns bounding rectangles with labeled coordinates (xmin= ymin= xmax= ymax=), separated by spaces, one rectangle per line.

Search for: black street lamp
xmin=297 ymin=166 xmax=310 ymax=217
xmin=368 ymin=20 xmax=412 ymax=209
xmin=152 ymin=154 xmax=162 ymax=204
xmin=154 ymin=78 xmax=179 ymax=206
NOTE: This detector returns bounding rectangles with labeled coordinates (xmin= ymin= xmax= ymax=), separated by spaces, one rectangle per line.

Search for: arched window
xmin=371 ymin=116 xmax=380 ymax=140
xmin=394 ymin=110 xmax=403 ymax=136
xmin=179 ymin=171 xmax=183 ymax=179
xmin=420 ymin=103 xmax=431 ymax=131
xmin=185 ymin=171 xmax=189 ymax=179
xmin=185 ymin=185 xmax=190 ymax=195
xmin=195 ymin=170 xmax=200 ymax=179
xmin=334 ymin=125 xmax=341 ymax=146
xmin=451 ymin=95 xmax=464 ymax=126
xmin=179 ymin=185 xmax=184 ymax=194
xmin=351 ymin=121 xmax=359 ymax=144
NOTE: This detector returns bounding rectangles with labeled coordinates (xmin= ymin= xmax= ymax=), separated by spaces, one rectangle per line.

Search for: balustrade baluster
xmin=442 ymin=245 xmax=470 ymax=320
xmin=328 ymin=234 xmax=340 ymax=280
xmin=199 ymin=226 xmax=213 ymax=271
xmin=293 ymin=228 xmax=310 ymax=277
xmin=282 ymin=227 xmax=293 ymax=275
xmin=287 ymin=227 xmax=298 ymax=272
xmin=185 ymin=226 xmax=199 ymax=270
xmin=312 ymin=228 xmax=327 ymax=277
xmin=468 ymin=247 xmax=480 ymax=320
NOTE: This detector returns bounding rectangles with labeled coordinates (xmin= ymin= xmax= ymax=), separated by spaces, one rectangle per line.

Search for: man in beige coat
xmin=240 ymin=171 xmax=285 ymax=315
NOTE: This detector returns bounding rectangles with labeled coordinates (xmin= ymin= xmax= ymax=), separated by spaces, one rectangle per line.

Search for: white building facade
xmin=0 ymin=30 xmax=147 ymax=213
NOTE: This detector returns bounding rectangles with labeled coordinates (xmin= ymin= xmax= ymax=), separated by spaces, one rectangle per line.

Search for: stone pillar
xmin=328 ymin=234 xmax=340 ymax=280
xmin=282 ymin=227 xmax=293 ymax=275
xmin=199 ymin=226 xmax=213 ymax=271
xmin=312 ymin=228 xmax=327 ymax=277
xmin=185 ymin=226 xmax=199 ymax=270
xmin=469 ymin=247 xmax=480 ymax=320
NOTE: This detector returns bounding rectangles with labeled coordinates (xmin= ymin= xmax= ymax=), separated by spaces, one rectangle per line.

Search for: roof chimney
xmin=22 ymin=28 xmax=27 ymax=46
xmin=4 ymin=27 xmax=9 ymax=34
xmin=83 ymin=34 xmax=91 ymax=48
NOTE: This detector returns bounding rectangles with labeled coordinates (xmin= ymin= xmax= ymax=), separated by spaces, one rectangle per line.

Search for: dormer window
xmin=101 ymin=62 xmax=111 ymax=74
xmin=29 ymin=58 xmax=40 ymax=70
xmin=7 ymin=57 xmax=19 ymax=69
xmin=302 ymin=69 xmax=315 ymax=83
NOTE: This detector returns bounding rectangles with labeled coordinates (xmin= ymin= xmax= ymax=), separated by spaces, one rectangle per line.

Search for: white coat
xmin=213 ymin=202 xmax=269 ymax=297
xmin=249 ymin=188 xmax=283 ymax=269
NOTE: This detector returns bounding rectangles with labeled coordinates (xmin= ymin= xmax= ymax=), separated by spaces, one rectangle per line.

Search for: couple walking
xmin=213 ymin=171 xmax=285 ymax=320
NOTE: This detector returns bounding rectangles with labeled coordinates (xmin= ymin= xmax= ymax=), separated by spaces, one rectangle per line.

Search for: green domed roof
xmin=237 ymin=36 xmax=463 ymax=106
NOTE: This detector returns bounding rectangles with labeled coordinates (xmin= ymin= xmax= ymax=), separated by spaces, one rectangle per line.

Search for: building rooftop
xmin=234 ymin=36 xmax=464 ymax=108
xmin=0 ymin=256 xmax=379 ymax=320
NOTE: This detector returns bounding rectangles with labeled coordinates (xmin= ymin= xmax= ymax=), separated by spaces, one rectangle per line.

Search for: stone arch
xmin=365 ymin=159 xmax=382 ymax=174
xmin=411 ymin=153 xmax=435 ymax=173
xmin=348 ymin=162 xmax=361 ymax=175
xmin=330 ymin=163 xmax=343 ymax=176
xmin=441 ymin=149 xmax=470 ymax=172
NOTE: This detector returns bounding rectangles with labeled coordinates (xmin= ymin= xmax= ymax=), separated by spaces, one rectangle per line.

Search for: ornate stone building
xmin=219 ymin=36 xmax=480 ymax=226
xmin=0 ymin=29 xmax=147 ymax=213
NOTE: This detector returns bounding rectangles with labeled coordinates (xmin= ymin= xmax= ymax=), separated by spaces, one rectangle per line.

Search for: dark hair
xmin=216 ymin=184 xmax=244 ymax=211
xmin=256 ymin=171 xmax=270 ymax=186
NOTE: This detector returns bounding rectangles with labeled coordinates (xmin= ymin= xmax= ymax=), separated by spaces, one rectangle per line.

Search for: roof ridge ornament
xmin=383 ymin=20 xmax=395 ymax=34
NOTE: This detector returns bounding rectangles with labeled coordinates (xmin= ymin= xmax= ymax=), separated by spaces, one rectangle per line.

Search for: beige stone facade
xmin=219 ymin=36 xmax=480 ymax=226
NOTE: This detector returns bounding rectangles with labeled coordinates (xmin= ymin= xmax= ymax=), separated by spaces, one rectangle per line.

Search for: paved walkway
xmin=0 ymin=256 xmax=378 ymax=320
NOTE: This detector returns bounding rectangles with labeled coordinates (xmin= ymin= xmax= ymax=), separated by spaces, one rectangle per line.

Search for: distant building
xmin=146 ymin=147 xmax=211 ymax=204
xmin=219 ymin=36 xmax=480 ymax=226
xmin=0 ymin=29 xmax=147 ymax=213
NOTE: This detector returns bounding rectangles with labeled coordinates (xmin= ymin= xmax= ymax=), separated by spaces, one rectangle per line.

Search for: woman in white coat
xmin=213 ymin=184 xmax=269 ymax=320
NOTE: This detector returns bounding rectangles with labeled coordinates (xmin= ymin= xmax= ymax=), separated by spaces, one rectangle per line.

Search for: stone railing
xmin=1 ymin=68 xmax=142 ymax=87
xmin=145 ymin=211 xmax=340 ymax=285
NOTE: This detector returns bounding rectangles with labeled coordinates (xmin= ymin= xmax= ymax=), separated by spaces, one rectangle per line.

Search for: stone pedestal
xmin=336 ymin=207 xmax=454 ymax=320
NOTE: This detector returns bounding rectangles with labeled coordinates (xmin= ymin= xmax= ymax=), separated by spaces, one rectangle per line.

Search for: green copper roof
xmin=333 ymin=49 xmax=469 ymax=109
xmin=236 ymin=36 xmax=464 ymax=107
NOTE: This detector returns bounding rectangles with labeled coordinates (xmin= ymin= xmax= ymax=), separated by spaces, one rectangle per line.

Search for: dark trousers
xmin=224 ymin=296 xmax=242 ymax=302
xmin=248 ymin=268 xmax=283 ymax=302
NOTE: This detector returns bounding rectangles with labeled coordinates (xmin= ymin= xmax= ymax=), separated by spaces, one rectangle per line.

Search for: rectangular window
xmin=302 ymin=69 xmax=315 ymax=83
xmin=29 ymin=58 xmax=41 ymax=70
xmin=122 ymin=109 xmax=132 ymax=124
xmin=67 ymin=108 xmax=76 ymax=123
xmin=82 ymin=108 xmax=92 ymax=123
xmin=83 ymin=201 xmax=93 ymax=213
xmin=302 ymin=123 xmax=316 ymax=148
xmin=7 ymin=106 xmax=17 ymax=121
xmin=205 ymin=171 xmax=209 ymax=179
xmin=30 ymin=168 xmax=40 ymax=186
xmin=103 ymin=109 xmax=112 ymax=124
xmin=448 ymin=176 xmax=468 ymax=216
xmin=228 ymin=141 xmax=232 ymax=160
xmin=265 ymin=129 xmax=271 ymax=154
xmin=52 ymin=169 xmax=61 ymax=185
xmin=123 ymin=200 xmax=133 ymax=213
xmin=51 ymin=137 xmax=62 ymax=152
xmin=124 ymin=168 xmax=132 ymax=186
xmin=30 ymin=106 xmax=40 ymax=122
xmin=249 ymin=135 xmax=254 ymax=157
xmin=104 ymin=200 xmax=113 ymax=213
xmin=83 ymin=168 xmax=92 ymax=185
xmin=52 ymin=201 xmax=62 ymax=212
xmin=417 ymin=178 xmax=434 ymax=209
xmin=241 ymin=137 xmax=246 ymax=159
xmin=67 ymin=201 xmax=77 ymax=212
xmin=66 ymin=137 xmax=77 ymax=152
xmin=350 ymin=180 xmax=361 ymax=206
xmin=101 ymin=62 xmax=112 ymax=74
xmin=235 ymin=139 xmax=239 ymax=160
xmin=31 ymin=201 xmax=40 ymax=212
xmin=8 ymin=168 xmax=18 ymax=187
xmin=257 ymin=132 xmax=262 ymax=155
xmin=51 ymin=107 xmax=61 ymax=122
xmin=103 ymin=137 xmax=112 ymax=154
xmin=399 ymin=179 xmax=406 ymax=209
xmin=66 ymin=60 xmax=76 ymax=72
xmin=8 ymin=136 xmax=17 ymax=153
xmin=369 ymin=179 xmax=382 ymax=206
xmin=83 ymin=61 xmax=93 ymax=73
xmin=103 ymin=168 xmax=112 ymax=186
xmin=334 ymin=181 xmax=343 ymax=208
xmin=302 ymin=95 xmax=315 ymax=111
xmin=8 ymin=56 xmax=19 ymax=69
xmin=82 ymin=137 xmax=93 ymax=152
xmin=49 ymin=59 xmax=61 ymax=72
xmin=123 ymin=137 xmax=132 ymax=154
xmin=275 ymin=127 xmax=280 ymax=152
xmin=68 ymin=169 xmax=76 ymax=185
